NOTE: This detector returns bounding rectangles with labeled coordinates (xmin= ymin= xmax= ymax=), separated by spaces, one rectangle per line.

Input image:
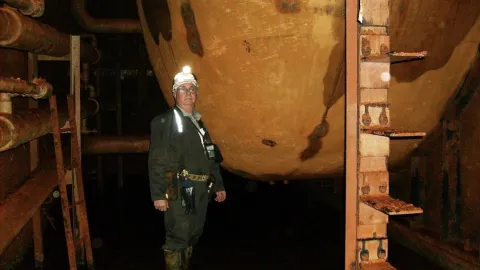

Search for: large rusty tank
xmin=136 ymin=0 xmax=480 ymax=181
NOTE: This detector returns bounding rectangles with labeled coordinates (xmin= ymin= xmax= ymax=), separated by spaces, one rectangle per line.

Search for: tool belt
xmin=187 ymin=173 xmax=209 ymax=182
xmin=165 ymin=170 xmax=216 ymax=215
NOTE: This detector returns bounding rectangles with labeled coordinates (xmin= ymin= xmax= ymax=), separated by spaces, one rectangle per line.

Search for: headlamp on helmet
xmin=173 ymin=65 xmax=198 ymax=92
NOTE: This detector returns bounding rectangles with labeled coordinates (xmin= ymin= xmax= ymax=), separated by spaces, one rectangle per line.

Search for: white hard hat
xmin=172 ymin=65 xmax=198 ymax=92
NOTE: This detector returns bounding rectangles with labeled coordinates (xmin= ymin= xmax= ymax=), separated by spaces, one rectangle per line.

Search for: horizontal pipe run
xmin=71 ymin=0 xmax=142 ymax=33
xmin=82 ymin=135 xmax=150 ymax=154
xmin=0 ymin=77 xmax=52 ymax=99
xmin=0 ymin=6 xmax=100 ymax=63
xmin=1 ymin=0 xmax=44 ymax=17
xmin=0 ymin=169 xmax=57 ymax=255
xmin=0 ymin=98 xmax=98 ymax=152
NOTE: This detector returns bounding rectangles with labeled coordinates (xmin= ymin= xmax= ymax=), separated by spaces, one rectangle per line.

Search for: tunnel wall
xmin=0 ymin=48 xmax=35 ymax=269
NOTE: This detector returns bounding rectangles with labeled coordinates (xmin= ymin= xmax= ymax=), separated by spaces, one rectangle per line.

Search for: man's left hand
xmin=215 ymin=191 xmax=226 ymax=202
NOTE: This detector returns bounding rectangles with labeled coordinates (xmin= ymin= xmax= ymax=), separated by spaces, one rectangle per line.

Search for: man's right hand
xmin=154 ymin=200 xmax=169 ymax=212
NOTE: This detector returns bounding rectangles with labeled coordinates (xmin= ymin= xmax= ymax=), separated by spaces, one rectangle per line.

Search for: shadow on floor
xmin=17 ymin=173 xmax=444 ymax=270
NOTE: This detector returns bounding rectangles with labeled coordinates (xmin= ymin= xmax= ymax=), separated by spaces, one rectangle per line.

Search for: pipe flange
xmin=31 ymin=77 xmax=52 ymax=99
xmin=0 ymin=114 xmax=15 ymax=152
xmin=19 ymin=0 xmax=45 ymax=18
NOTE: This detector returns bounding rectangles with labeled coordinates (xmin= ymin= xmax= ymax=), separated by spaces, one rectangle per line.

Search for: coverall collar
xmin=175 ymin=105 xmax=202 ymax=121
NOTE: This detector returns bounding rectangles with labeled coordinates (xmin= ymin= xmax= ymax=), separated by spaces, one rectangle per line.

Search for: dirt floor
xmin=16 ymin=171 xmax=444 ymax=270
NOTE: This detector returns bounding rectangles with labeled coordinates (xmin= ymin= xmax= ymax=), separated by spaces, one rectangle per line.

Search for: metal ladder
xmin=49 ymin=94 xmax=95 ymax=270
xmin=345 ymin=0 xmax=428 ymax=269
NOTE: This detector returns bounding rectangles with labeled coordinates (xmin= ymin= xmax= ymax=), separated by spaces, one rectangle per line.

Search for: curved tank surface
xmin=137 ymin=0 xmax=480 ymax=181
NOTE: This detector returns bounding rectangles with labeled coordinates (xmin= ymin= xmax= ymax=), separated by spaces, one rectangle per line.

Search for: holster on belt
xmin=164 ymin=171 xmax=178 ymax=201
xmin=178 ymin=170 xmax=196 ymax=215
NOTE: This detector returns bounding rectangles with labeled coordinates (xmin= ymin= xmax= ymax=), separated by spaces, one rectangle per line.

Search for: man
xmin=148 ymin=65 xmax=227 ymax=270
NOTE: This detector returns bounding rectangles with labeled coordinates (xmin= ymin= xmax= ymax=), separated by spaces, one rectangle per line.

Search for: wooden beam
xmin=0 ymin=170 xmax=57 ymax=254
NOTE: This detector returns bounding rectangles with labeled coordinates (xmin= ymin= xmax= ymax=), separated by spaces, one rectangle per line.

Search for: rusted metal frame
xmin=0 ymin=7 xmax=100 ymax=63
xmin=0 ymin=170 xmax=57 ymax=255
xmin=389 ymin=221 xmax=480 ymax=270
xmin=48 ymin=95 xmax=77 ymax=269
xmin=439 ymin=45 xmax=480 ymax=241
xmin=27 ymin=51 xmax=44 ymax=269
xmin=1 ymin=0 xmax=44 ymax=17
xmin=67 ymin=95 xmax=94 ymax=269
xmin=345 ymin=0 xmax=359 ymax=268
xmin=0 ymin=76 xmax=52 ymax=99
xmin=440 ymin=119 xmax=461 ymax=240
xmin=70 ymin=0 xmax=141 ymax=33
xmin=69 ymin=35 xmax=86 ymax=267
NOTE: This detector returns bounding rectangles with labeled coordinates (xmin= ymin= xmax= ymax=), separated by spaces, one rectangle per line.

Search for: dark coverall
xmin=148 ymin=106 xmax=225 ymax=251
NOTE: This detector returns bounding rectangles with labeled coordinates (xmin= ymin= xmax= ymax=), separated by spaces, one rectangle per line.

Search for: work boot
xmin=164 ymin=249 xmax=182 ymax=270
xmin=182 ymin=246 xmax=193 ymax=270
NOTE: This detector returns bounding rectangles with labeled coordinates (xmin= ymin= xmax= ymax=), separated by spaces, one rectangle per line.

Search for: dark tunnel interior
xmin=15 ymin=170 xmax=445 ymax=270
xmin=2 ymin=0 xmax=478 ymax=269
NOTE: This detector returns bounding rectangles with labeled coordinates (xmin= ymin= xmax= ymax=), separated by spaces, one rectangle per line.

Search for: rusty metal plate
xmin=361 ymin=195 xmax=424 ymax=215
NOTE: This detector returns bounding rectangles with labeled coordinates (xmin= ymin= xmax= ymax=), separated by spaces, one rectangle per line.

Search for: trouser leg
xmin=163 ymin=183 xmax=210 ymax=269
xmin=189 ymin=185 xmax=209 ymax=247
xmin=163 ymin=198 xmax=190 ymax=250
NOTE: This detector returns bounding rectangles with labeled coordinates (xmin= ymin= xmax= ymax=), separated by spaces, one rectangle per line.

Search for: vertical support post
xmin=345 ymin=0 xmax=359 ymax=268
xmin=70 ymin=35 xmax=85 ymax=265
xmin=95 ymin=71 xmax=103 ymax=194
xmin=441 ymin=119 xmax=461 ymax=240
xmin=28 ymin=52 xmax=43 ymax=269
xmin=115 ymin=62 xmax=123 ymax=190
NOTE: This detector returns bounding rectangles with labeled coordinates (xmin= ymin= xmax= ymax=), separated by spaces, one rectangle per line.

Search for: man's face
xmin=174 ymin=83 xmax=198 ymax=107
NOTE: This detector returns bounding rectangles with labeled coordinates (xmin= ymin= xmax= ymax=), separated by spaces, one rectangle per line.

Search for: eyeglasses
xmin=177 ymin=87 xmax=198 ymax=94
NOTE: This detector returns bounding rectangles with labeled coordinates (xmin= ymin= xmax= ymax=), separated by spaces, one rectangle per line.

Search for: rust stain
xmin=380 ymin=43 xmax=389 ymax=55
xmin=299 ymin=120 xmax=329 ymax=161
xmin=243 ymin=40 xmax=252 ymax=53
xmin=262 ymin=139 xmax=277 ymax=147
xmin=275 ymin=0 xmax=300 ymax=13
xmin=361 ymin=37 xmax=371 ymax=56
xmin=180 ymin=0 xmax=204 ymax=56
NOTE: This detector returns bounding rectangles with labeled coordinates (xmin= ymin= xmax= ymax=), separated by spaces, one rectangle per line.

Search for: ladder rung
xmin=68 ymin=200 xmax=85 ymax=209
xmin=360 ymin=102 xmax=389 ymax=107
xmin=360 ymin=195 xmax=423 ymax=216
xmin=361 ymin=127 xmax=426 ymax=138
xmin=361 ymin=51 xmax=428 ymax=64
xmin=75 ymin=235 xmax=86 ymax=246
xmin=360 ymin=261 xmax=396 ymax=269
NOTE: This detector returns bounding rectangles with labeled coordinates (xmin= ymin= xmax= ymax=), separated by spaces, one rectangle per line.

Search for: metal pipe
xmin=82 ymin=135 xmax=150 ymax=154
xmin=0 ymin=77 xmax=52 ymax=99
xmin=0 ymin=93 xmax=12 ymax=113
xmin=0 ymin=6 xmax=100 ymax=63
xmin=0 ymin=169 xmax=57 ymax=255
xmin=0 ymin=98 xmax=98 ymax=152
xmin=1 ymin=0 xmax=44 ymax=17
xmin=71 ymin=0 xmax=141 ymax=33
